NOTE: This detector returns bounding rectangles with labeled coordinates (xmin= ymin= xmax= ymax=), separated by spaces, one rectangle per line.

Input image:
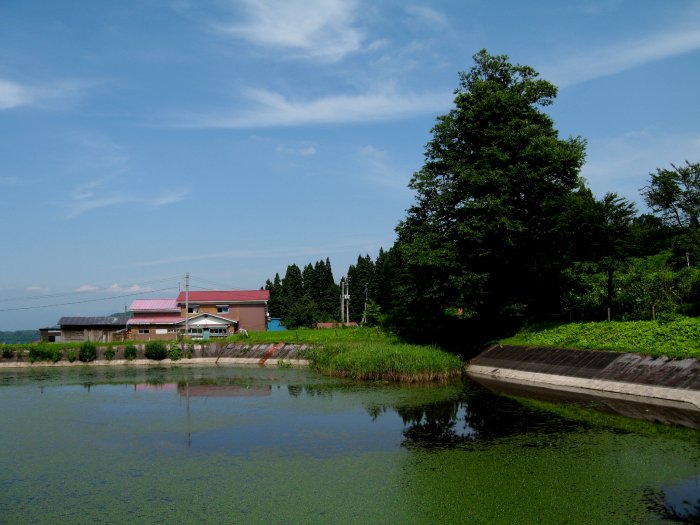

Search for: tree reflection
xmin=378 ymin=382 xmax=581 ymax=449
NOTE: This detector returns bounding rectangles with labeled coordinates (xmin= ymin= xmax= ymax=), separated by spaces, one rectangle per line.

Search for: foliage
xmin=124 ymin=344 xmax=137 ymax=360
xmin=391 ymin=49 xmax=585 ymax=345
xmin=28 ymin=344 xmax=63 ymax=363
xmin=144 ymin=341 xmax=168 ymax=361
xmin=642 ymin=161 xmax=700 ymax=229
xmin=78 ymin=342 xmax=97 ymax=362
xmin=2 ymin=347 xmax=14 ymax=359
xmin=501 ymin=316 xmax=700 ymax=359
xmin=67 ymin=350 xmax=77 ymax=362
xmin=0 ymin=330 xmax=39 ymax=344
xmin=307 ymin=341 xmax=463 ymax=382
xmin=104 ymin=347 xmax=116 ymax=361
xmin=168 ymin=343 xmax=182 ymax=361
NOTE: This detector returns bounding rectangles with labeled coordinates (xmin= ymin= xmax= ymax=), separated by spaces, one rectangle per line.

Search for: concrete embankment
xmin=467 ymin=345 xmax=700 ymax=427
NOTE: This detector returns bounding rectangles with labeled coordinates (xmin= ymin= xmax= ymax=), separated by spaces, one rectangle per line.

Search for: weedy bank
xmin=501 ymin=316 xmax=700 ymax=360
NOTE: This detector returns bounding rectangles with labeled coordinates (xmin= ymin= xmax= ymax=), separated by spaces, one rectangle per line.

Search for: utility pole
xmin=340 ymin=277 xmax=350 ymax=324
xmin=340 ymin=278 xmax=344 ymax=323
xmin=185 ymin=272 xmax=190 ymax=338
xmin=361 ymin=284 xmax=368 ymax=325
xmin=345 ymin=277 xmax=350 ymax=324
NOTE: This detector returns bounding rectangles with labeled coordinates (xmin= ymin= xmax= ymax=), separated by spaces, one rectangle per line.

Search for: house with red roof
xmin=127 ymin=290 xmax=270 ymax=340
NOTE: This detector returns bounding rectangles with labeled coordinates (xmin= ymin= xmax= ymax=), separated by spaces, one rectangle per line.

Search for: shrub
xmin=144 ymin=341 xmax=167 ymax=361
xmin=28 ymin=344 xmax=62 ymax=363
xmin=168 ymin=343 xmax=182 ymax=361
xmin=124 ymin=344 xmax=137 ymax=360
xmin=2 ymin=348 xmax=14 ymax=359
xmin=67 ymin=350 xmax=77 ymax=362
xmin=104 ymin=347 xmax=116 ymax=361
xmin=79 ymin=342 xmax=97 ymax=362
xmin=186 ymin=344 xmax=193 ymax=359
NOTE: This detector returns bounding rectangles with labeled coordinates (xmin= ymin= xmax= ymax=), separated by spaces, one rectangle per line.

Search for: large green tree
xmin=394 ymin=50 xmax=586 ymax=342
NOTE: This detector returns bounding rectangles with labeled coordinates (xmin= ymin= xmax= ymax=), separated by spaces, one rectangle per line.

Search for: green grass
xmin=308 ymin=341 xmax=464 ymax=382
xmin=0 ymin=327 xmax=464 ymax=382
xmin=501 ymin=316 xmax=700 ymax=359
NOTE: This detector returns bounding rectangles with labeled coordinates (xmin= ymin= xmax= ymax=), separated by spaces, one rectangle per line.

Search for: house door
xmin=203 ymin=328 xmax=210 ymax=340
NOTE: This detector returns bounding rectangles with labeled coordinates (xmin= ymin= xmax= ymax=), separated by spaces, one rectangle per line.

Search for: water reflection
xmin=645 ymin=474 xmax=700 ymax=523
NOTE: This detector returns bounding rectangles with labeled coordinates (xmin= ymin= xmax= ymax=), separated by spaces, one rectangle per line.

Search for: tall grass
xmin=308 ymin=341 xmax=463 ymax=382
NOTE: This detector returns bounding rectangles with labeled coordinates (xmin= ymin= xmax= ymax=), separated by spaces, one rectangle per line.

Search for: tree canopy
xmin=394 ymin=49 xmax=586 ymax=341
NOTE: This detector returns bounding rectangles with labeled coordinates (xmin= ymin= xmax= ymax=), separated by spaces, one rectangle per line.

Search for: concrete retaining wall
xmin=467 ymin=345 xmax=700 ymax=410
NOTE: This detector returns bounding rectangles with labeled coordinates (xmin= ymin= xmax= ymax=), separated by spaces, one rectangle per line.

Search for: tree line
xmin=264 ymin=50 xmax=700 ymax=350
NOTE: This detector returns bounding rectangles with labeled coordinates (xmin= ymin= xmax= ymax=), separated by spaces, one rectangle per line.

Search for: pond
xmin=1 ymin=365 xmax=699 ymax=524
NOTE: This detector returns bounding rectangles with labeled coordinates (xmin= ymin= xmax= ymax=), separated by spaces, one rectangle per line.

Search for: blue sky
xmin=1 ymin=0 xmax=699 ymax=329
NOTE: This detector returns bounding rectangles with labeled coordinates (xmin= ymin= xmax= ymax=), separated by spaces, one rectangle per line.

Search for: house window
xmin=188 ymin=305 xmax=199 ymax=314
xmin=138 ymin=328 xmax=150 ymax=334
xmin=167 ymin=328 xmax=177 ymax=334
xmin=217 ymin=305 xmax=229 ymax=313
xmin=210 ymin=327 xmax=227 ymax=336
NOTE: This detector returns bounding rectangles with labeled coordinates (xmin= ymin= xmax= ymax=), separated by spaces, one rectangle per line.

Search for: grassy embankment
xmin=232 ymin=327 xmax=464 ymax=382
xmin=0 ymin=327 xmax=464 ymax=382
xmin=501 ymin=316 xmax=700 ymax=360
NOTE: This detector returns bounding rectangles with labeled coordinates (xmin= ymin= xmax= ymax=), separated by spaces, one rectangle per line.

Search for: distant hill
xmin=0 ymin=330 xmax=40 ymax=344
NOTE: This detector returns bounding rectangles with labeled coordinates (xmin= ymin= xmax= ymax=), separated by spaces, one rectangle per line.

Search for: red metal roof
xmin=127 ymin=315 xmax=184 ymax=325
xmin=175 ymin=290 xmax=269 ymax=303
xmin=129 ymin=299 xmax=180 ymax=311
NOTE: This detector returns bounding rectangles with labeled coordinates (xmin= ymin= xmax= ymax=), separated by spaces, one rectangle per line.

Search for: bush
xmin=168 ymin=344 xmax=182 ymax=361
xmin=124 ymin=344 xmax=137 ymax=360
xmin=79 ymin=342 xmax=97 ymax=362
xmin=144 ymin=341 xmax=167 ymax=361
xmin=104 ymin=347 xmax=116 ymax=361
xmin=67 ymin=350 xmax=77 ymax=362
xmin=2 ymin=348 xmax=14 ymax=359
xmin=28 ymin=344 xmax=62 ymax=363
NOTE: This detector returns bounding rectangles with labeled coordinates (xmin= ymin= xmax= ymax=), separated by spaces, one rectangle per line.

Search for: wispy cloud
xmin=27 ymin=286 xmax=50 ymax=293
xmin=0 ymin=80 xmax=32 ymax=109
xmin=0 ymin=78 xmax=92 ymax=110
xmin=180 ymin=86 xmax=452 ymax=128
xmin=65 ymin=189 xmax=188 ymax=218
xmin=216 ymin=0 xmax=363 ymax=62
xmin=275 ymin=143 xmax=317 ymax=156
xmin=404 ymin=5 xmax=448 ymax=26
xmin=75 ymin=283 xmax=153 ymax=293
xmin=543 ymin=22 xmax=700 ymax=87
xmin=358 ymin=145 xmax=412 ymax=192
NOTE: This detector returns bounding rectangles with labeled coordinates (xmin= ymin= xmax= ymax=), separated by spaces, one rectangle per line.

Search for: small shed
xmin=58 ymin=314 xmax=131 ymax=342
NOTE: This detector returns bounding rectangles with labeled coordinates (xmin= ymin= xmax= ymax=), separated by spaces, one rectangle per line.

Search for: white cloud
xmin=404 ymin=5 xmax=448 ymax=26
xmin=217 ymin=0 xmax=363 ymax=62
xmin=27 ymin=286 xmax=49 ymax=293
xmin=0 ymin=80 xmax=32 ymax=109
xmin=299 ymin=146 xmax=317 ymax=156
xmin=75 ymin=283 xmax=153 ymax=293
xmin=182 ymin=86 xmax=452 ymax=128
xmin=107 ymin=283 xmax=151 ymax=293
xmin=543 ymin=23 xmax=700 ymax=87
xmin=65 ymin=189 xmax=189 ymax=218
xmin=358 ymin=145 xmax=412 ymax=192
xmin=0 ymin=78 xmax=92 ymax=110
xmin=75 ymin=285 xmax=100 ymax=293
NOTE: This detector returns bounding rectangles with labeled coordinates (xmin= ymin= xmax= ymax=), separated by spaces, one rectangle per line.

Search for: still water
xmin=1 ymin=365 xmax=699 ymax=524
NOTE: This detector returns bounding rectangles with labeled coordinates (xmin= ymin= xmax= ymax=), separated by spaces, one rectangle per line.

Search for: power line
xmin=188 ymin=275 xmax=240 ymax=290
xmin=0 ymin=275 xmax=183 ymax=303
xmin=0 ymin=286 xmax=179 ymax=312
